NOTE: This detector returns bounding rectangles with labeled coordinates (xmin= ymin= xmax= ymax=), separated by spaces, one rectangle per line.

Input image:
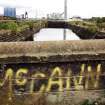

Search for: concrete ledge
xmin=0 ymin=39 xmax=105 ymax=64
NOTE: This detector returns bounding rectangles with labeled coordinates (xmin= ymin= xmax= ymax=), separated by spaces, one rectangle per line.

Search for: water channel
xmin=34 ymin=28 xmax=80 ymax=41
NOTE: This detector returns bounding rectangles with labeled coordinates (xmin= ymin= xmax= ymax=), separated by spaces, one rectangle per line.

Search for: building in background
xmin=69 ymin=16 xmax=83 ymax=21
xmin=4 ymin=7 xmax=16 ymax=17
xmin=47 ymin=12 xmax=64 ymax=20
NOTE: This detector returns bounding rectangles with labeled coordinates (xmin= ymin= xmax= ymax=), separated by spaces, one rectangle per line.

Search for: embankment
xmin=0 ymin=20 xmax=47 ymax=42
xmin=68 ymin=23 xmax=105 ymax=39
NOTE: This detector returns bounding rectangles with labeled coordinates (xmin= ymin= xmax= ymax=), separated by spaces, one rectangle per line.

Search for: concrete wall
xmin=0 ymin=40 xmax=104 ymax=63
xmin=0 ymin=40 xmax=105 ymax=105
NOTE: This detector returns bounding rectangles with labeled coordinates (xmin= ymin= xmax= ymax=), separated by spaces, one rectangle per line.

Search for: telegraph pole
xmin=63 ymin=0 xmax=67 ymax=40
xmin=64 ymin=0 xmax=67 ymax=19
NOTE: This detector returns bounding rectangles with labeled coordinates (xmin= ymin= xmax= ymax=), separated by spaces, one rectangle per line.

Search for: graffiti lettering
xmin=30 ymin=72 xmax=46 ymax=93
xmin=46 ymin=67 xmax=63 ymax=92
xmin=0 ymin=64 xmax=102 ymax=94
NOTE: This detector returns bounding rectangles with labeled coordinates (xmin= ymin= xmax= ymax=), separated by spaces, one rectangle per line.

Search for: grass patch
xmin=0 ymin=20 xmax=47 ymax=33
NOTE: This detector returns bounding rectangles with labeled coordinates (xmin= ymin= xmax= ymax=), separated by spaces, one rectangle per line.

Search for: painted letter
xmin=66 ymin=70 xmax=72 ymax=90
xmin=15 ymin=68 xmax=28 ymax=86
xmin=30 ymin=72 xmax=46 ymax=93
xmin=0 ymin=68 xmax=13 ymax=87
xmin=46 ymin=67 xmax=63 ymax=92
xmin=73 ymin=64 xmax=85 ymax=90
xmin=85 ymin=64 xmax=101 ymax=89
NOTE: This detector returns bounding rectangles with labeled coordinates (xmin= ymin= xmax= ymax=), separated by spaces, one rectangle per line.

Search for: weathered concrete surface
xmin=0 ymin=40 xmax=104 ymax=63
xmin=0 ymin=40 xmax=105 ymax=105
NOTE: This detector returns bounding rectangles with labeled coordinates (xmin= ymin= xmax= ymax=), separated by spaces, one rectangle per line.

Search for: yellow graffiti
xmin=0 ymin=68 xmax=14 ymax=101
xmin=79 ymin=64 xmax=85 ymax=84
xmin=66 ymin=70 xmax=72 ymax=90
xmin=15 ymin=68 xmax=28 ymax=86
xmin=73 ymin=64 xmax=85 ymax=90
xmin=0 ymin=68 xmax=13 ymax=87
xmin=85 ymin=64 xmax=101 ymax=89
xmin=0 ymin=64 xmax=102 ymax=96
xmin=46 ymin=67 xmax=63 ymax=92
xmin=94 ymin=64 xmax=101 ymax=88
xmin=30 ymin=72 xmax=46 ymax=93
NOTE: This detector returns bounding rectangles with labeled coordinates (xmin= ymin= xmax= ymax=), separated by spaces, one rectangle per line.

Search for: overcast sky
xmin=0 ymin=0 xmax=105 ymax=18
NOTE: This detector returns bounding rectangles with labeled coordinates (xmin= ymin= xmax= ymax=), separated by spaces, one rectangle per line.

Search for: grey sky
xmin=0 ymin=0 xmax=105 ymax=18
